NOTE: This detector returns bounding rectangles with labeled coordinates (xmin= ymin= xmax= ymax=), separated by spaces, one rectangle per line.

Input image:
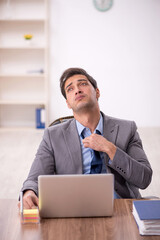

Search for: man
xmin=20 ymin=67 xmax=152 ymax=209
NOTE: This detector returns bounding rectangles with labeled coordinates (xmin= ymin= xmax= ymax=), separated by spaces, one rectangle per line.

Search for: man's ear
xmin=66 ymin=99 xmax=71 ymax=109
xmin=96 ymin=88 xmax=100 ymax=100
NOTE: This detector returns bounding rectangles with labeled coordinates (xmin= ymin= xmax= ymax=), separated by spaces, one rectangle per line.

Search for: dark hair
xmin=60 ymin=67 xmax=98 ymax=99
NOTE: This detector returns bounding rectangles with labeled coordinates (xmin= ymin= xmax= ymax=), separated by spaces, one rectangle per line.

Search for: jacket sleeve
xmin=21 ymin=128 xmax=55 ymax=196
xmin=108 ymin=121 xmax=152 ymax=189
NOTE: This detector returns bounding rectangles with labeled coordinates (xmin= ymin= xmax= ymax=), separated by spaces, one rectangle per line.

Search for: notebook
xmin=38 ymin=174 xmax=114 ymax=218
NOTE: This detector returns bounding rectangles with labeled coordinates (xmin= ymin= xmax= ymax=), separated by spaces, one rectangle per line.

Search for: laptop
xmin=38 ymin=173 xmax=114 ymax=218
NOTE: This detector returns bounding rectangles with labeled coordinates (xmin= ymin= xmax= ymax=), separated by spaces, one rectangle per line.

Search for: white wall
xmin=49 ymin=0 xmax=160 ymax=127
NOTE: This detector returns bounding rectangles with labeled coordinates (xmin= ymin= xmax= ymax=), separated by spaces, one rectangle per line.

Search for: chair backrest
xmin=49 ymin=116 xmax=74 ymax=127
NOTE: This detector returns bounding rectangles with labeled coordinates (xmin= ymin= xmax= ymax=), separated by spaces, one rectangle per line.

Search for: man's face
xmin=64 ymin=74 xmax=100 ymax=113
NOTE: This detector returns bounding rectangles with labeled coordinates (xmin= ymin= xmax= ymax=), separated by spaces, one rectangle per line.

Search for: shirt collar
xmin=76 ymin=113 xmax=103 ymax=136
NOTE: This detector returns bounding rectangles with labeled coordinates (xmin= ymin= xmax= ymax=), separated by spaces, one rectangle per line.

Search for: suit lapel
xmin=103 ymin=114 xmax=119 ymax=144
xmin=102 ymin=113 xmax=119 ymax=171
xmin=62 ymin=119 xmax=83 ymax=174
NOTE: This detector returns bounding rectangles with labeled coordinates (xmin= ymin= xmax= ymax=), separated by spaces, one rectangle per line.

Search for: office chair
xmin=49 ymin=116 xmax=74 ymax=127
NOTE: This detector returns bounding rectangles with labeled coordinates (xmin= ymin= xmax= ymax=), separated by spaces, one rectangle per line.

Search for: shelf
xmin=0 ymin=50 xmax=45 ymax=75
xmin=0 ymin=0 xmax=49 ymax=129
xmin=0 ymin=73 xmax=46 ymax=78
xmin=0 ymin=47 xmax=45 ymax=50
xmin=0 ymin=0 xmax=46 ymax=20
xmin=0 ymin=19 xmax=46 ymax=22
xmin=0 ymin=20 xmax=46 ymax=48
xmin=0 ymin=127 xmax=45 ymax=132
xmin=0 ymin=104 xmax=46 ymax=129
xmin=0 ymin=101 xmax=45 ymax=105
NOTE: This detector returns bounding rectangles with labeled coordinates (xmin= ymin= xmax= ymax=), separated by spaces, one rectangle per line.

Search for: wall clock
xmin=93 ymin=0 xmax=113 ymax=12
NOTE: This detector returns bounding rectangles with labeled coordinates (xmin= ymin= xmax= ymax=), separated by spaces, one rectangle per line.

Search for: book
xmin=132 ymin=200 xmax=160 ymax=235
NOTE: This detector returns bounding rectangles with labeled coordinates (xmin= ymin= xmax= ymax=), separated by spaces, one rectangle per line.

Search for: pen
xmin=20 ymin=191 xmax=23 ymax=220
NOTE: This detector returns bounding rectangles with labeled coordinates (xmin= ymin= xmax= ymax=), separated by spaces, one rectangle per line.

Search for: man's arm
xmin=21 ymin=128 xmax=56 ymax=196
xmin=108 ymin=127 xmax=152 ymax=190
xmin=82 ymin=121 xmax=152 ymax=190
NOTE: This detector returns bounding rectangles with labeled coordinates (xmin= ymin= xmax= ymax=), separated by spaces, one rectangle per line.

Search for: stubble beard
xmin=72 ymin=100 xmax=96 ymax=114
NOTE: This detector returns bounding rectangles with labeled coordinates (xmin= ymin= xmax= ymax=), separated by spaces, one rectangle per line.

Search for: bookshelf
xmin=0 ymin=0 xmax=49 ymax=129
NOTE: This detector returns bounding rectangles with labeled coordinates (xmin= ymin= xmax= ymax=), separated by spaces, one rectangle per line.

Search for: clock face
xmin=93 ymin=0 xmax=113 ymax=12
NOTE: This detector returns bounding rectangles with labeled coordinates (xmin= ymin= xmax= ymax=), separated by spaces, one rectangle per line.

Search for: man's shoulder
xmin=41 ymin=118 xmax=78 ymax=144
xmin=102 ymin=112 xmax=136 ymax=129
xmin=105 ymin=114 xmax=134 ymax=124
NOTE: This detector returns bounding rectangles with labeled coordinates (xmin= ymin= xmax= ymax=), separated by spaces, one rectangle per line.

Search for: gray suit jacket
xmin=22 ymin=112 xmax=152 ymax=198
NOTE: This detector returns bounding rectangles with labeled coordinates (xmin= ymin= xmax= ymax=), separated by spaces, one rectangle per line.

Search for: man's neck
xmin=74 ymin=109 xmax=101 ymax=133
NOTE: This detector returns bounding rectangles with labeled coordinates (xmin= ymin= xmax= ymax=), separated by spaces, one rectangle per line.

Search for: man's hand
xmin=18 ymin=190 xmax=39 ymax=209
xmin=82 ymin=133 xmax=117 ymax=160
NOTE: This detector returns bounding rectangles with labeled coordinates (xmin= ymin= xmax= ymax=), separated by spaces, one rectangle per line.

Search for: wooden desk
xmin=0 ymin=199 xmax=160 ymax=240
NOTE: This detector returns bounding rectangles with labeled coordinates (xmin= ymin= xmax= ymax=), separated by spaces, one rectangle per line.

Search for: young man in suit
xmin=20 ymin=68 xmax=152 ymax=209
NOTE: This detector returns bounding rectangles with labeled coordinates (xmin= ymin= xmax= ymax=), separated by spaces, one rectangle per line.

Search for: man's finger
xmin=33 ymin=196 xmax=39 ymax=207
xmin=24 ymin=197 xmax=34 ymax=209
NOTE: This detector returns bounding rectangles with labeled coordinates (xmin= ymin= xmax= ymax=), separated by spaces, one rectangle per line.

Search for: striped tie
xmin=81 ymin=130 xmax=102 ymax=174
xmin=90 ymin=130 xmax=102 ymax=174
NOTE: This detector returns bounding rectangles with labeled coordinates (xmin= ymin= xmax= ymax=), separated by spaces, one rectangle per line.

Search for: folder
xmin=132 ymin=200 xmax=160 ymax=235
xmin=36 ymin=108 xmax=45 ymax=129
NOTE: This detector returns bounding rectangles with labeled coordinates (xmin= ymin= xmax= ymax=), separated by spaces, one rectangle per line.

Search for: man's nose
xmin=75 ymin=86 xmax=82 ymax=95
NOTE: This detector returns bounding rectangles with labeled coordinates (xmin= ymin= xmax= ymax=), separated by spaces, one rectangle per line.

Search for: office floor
xmin=0 ymin=127 xmax=160 ymax=199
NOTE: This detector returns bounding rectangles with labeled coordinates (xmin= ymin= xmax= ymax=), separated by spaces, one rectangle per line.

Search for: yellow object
xmin=24 ymin=34 xmax=33 ymax=40
xmin=23 ymin=209 xmax=39 ymax=215
xmin=21 ymin=208 xmax=40 ymax=224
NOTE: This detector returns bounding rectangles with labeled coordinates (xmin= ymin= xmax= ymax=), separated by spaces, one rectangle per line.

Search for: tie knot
xmin=81 ymin=130 xmax=85 ymax=139
xmin=96 ymin=129 xmax=101 ymax=135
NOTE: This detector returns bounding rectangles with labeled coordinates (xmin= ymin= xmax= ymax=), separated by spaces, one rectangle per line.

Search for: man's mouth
xmin=75 ymin=95 xmax=85 ymax=101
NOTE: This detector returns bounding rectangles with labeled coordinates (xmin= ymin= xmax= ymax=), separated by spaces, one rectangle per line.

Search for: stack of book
xmin=132 ymin=200 xmax=160 ymax=235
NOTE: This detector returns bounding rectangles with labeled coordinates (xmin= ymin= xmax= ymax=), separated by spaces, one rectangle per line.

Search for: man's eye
xmin=81 ymin=82 xmax=87 ymax=86
xmin=67 ymin=88 xmax=73 ymax=92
